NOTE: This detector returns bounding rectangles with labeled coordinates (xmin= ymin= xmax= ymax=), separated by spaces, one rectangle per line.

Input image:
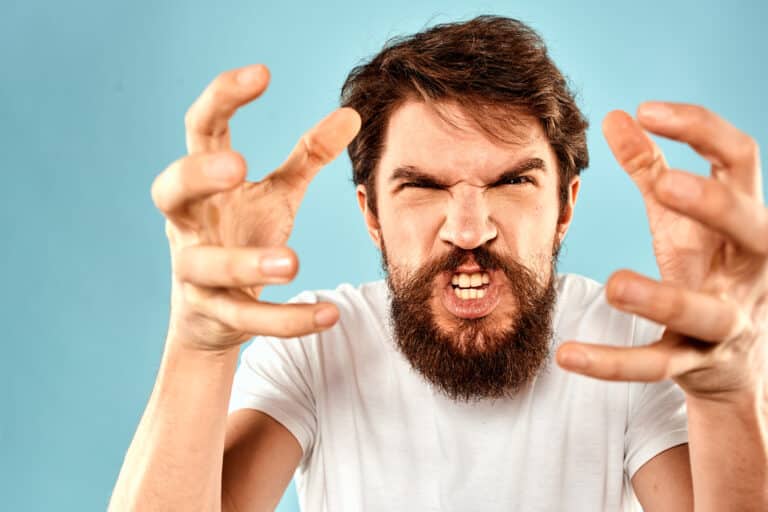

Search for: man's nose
xmin=438 ymin=187 xmax=498 ymax=250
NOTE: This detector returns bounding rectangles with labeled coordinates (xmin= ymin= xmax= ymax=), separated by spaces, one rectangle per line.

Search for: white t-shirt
xmin=228 ymin=273 xmax=688 ymax=511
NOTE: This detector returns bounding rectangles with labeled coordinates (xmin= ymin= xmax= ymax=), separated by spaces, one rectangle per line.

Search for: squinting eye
xmin=402 ymin=182 xmax=441 ymax=190
xmin=504 ymin=176 xmax=534 ymax=186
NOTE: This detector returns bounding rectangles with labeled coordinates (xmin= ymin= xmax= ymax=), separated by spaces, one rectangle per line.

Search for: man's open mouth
xmin=451 ymin=271 xmax=491 ymax=300
xmin=441 ymin=269 xmax=502 ymax=319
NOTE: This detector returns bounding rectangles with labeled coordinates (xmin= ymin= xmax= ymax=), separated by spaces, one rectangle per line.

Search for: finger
xmin=637 ymin=102 xmax=762 ymax=197
xmin=268 ymin=108 xmax=361 ymax=207
xmin=653 ymin=169 xmax=768 ymax=255
xmin=602 ymin=110 xmax=670 ymax=197
xmin=556 ymin=338 xmax=702 ymax=382
xmin=175 ymin=245 xmax=298 ymax=287
xmin=185 ymin=64 xmax=271 ymax=154
xmin=605 ymin=269 xmax=747 ymax=343
xmin=187 ymin=287 xmax=340 ymax=337
xmin=151 ymin=151 xmax=246 ymax=217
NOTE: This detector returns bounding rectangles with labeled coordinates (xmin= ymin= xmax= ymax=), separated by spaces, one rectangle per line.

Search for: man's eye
xmin=402 ymin=182 xmax=441 ymax=190
xmin=503 ymin=176 xmax=534 ymax=186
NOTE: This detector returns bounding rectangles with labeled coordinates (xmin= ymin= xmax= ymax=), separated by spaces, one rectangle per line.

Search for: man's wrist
xmin=163 ymin=331 xmax=242 ymax=372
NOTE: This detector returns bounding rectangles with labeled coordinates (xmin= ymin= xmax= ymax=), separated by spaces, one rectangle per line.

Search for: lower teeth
xmin=454 ymin=287 xmax=486 ymax=300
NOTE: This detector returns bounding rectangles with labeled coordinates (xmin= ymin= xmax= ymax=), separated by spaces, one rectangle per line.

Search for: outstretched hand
xmin=151 ymin=65 xmax=361 ymax=351
xmin=557 ymin=102 xmax=767 ymax=399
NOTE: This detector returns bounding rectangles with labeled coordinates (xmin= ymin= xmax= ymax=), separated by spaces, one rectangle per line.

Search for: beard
xmin=383 ymin=239 xmax=560 ymax=403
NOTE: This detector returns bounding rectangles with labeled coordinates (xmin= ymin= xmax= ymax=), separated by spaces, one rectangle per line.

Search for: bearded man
xmin=110 ymin=16 xmax=768 ymax=512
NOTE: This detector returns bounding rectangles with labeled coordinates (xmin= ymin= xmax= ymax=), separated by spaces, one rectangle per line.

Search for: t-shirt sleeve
xmin=624 ymin=317 xmax=689 ymax=479
xmin=228 ymin=332 xmax=318 ymax=463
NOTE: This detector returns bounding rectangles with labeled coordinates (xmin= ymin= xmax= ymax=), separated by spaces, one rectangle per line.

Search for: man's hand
xmin=151 ymin=64 xmax=361 ymax=352
xmin=556 ymin=102 xmax=766 ymax=400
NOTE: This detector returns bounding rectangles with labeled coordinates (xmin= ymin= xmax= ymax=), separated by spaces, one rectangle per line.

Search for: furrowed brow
xmin=389 ymin=166 xmax=448 ymax=187
xmin=488 ymin=158 xmax=547 ymax=187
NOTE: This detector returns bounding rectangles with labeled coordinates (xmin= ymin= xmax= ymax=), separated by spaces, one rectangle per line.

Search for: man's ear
xmin=557 ymin=176 xmax=581 ymax=244
xmin=356 ymin=184 xmax=382 ymax=249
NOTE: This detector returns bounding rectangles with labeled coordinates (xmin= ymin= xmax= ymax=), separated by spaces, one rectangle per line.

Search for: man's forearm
xmin=108 ymin=335 xmax=240 ymax=512
xmin=687 ymin=383 xmax=768 ymax=511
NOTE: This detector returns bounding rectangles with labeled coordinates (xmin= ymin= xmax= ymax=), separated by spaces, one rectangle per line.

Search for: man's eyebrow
xmin=389 ymin=166 xmax=447 ymax=186
xmin=488 ymin=157 xmax=547 ymax=186
xmin=388 ymin=157 xmax=547 ymax=186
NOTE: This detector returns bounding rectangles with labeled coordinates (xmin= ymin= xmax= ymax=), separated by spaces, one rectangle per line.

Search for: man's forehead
xmin=386 ymin=100 xmax=544 ymax=142
xmin=379 ymin=100 xmax=553 ymax=179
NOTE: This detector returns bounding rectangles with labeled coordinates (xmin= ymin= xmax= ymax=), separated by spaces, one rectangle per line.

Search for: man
xmin=110 ymin=16 xmax=767 ymax=511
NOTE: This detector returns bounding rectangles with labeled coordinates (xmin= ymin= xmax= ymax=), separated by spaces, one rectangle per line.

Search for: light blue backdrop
xmin=2 ymin=1 xmax=766 ymax=510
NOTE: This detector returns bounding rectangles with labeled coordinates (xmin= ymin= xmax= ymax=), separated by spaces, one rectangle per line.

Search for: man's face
xmin=357 ymin=100 xmax=578 ymax=401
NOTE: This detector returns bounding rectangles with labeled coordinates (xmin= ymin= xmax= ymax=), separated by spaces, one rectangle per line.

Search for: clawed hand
xmin=557 ymin=102 xmax=767 ymax=400
xmin=151 ymin=64 xmax=361 ymax=351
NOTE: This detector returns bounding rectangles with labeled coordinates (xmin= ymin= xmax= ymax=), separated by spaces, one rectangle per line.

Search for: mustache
xmin=415 ymin=245 xmax=522 ymax=284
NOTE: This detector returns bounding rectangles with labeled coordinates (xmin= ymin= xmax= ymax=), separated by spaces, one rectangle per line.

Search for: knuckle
xmin=184 ymin=103 xmax=201 ymax=131
xmin=183 ymin=283 xmax=207 ymax=310
xmin=164 ymin=220 xmax=177 ymax=240
xmin=604 ymin=357 xmax=624 ymax=380
xmin=224 ymin=253 xmax=249 ymax=287
xmin=301 ymin=133 xmax=335 ymax=166
xmin=217 ymin=150 xmax=247 ymax=178
xmin=659 ymin=291 xmax=685 ymax=324
xmin=703 ymin=179 xmax=731 ymax=214
xmin=150 ymin=174 xmax=165 ymax=210
xmin=651 ymin=348 xmax=673 ymax=380
xmin=688 ymin=104 xmax=709 ymax=124
xmin=153 ymin=158 xmax=190 ymax=213
xmin=759 ymin=213 xmax=768 ymax=254
xmin=207 ymin=83 xmax=228 ymax=109
xmin=174 ymin=247 xmax=195 ymax=281
xmin=738 ymin=134 xmax=760 ymax=164
xmin=229 ymin=301 xmax=257 ymax=332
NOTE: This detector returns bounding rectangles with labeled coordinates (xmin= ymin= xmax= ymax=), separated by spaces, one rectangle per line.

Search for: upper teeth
xmin=452 ymin=272 xmax=490 ymax=288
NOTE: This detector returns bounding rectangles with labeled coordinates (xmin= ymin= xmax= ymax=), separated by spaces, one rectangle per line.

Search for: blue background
xmin=2 ymin=0 xmax=766 ymax=510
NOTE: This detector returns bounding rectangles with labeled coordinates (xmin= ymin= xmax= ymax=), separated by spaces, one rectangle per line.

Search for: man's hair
xmin=340 ymin=15 xmax=589 ymax=218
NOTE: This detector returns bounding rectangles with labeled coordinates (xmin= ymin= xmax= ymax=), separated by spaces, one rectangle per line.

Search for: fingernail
xmin=639 ymin=102 xmax=673 ymax=122
xmin=237 ymin=65 xmax=264 ymax=86
xmin=658 ymin=171 xmax=702 ymax=202
xmin=206 ymin=155 xmax=238 ymax=180
xmin=560 ymin=349 xmax=589 ymax=370
xmin=314 ymin=306 xmax=338 ymax=328
xmin=260 ymin=255 xmax=294 ymax=277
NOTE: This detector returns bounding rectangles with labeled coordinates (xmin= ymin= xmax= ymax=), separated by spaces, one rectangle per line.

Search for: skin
xmin=110 ymin=63 xmax=767 ymax=511
xmin=558 ymin=103 xmax=768 ymax=510
xmin=356 ymin=101 xmax=577 ymax=336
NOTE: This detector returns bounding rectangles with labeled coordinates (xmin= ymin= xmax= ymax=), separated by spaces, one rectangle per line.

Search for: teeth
xmin=453 ymin=285 xmax=488 ymax=300
xmin=455 ymin=288 xmax=471 ymax=299
xmin=452 ymin=271 xmax=491 ymax=289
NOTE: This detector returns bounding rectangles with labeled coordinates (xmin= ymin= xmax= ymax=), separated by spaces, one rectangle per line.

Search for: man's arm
xmin=686 ymin=391 xmax=768 ymax=511
xmin=109 ymin=64 xmax=360 ymax=510
xmin=630 ymin=392 xmax=768 ymax=512
xmin=109 ymin=339 xmax=240 ymax=511
xmin=632 ymin=444 xmax=693 ymax=511
xmin=222 ymin=409 xmax=303 ymax=511
xmin=556 ymin=102 xmax=768 ymax=509
xmin=108 ymin=337 xmax=302 ymax=512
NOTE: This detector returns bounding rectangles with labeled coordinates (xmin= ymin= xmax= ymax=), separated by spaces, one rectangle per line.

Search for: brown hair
xmin=340 ymin=15 xmax=589 ymax=218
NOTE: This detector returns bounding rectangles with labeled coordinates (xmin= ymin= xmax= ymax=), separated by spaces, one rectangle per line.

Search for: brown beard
xmin=382 ymin=240 xmax=559 ymax=402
